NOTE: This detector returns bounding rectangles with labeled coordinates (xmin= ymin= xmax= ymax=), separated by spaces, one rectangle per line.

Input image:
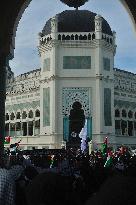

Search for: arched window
xmin=128 ymin=110 xmax=133 ymax=118
xmin=16 ymin=112 xmax=21 ymax=119
xmin=28 ymin=110 xmax=33 ymax=118
xmin=88 ymin=33 xmax=91 ymax=40
xmin=83 ymin=35 xmax=87 ymax=40
xmin=58 ymin=34 xmax=61 ymax=40
xmin=22 ymin=111 xmax=27 ymax=119
xmin=79 ymin=35 xmax=83 ymax=40
xmin=122 ymin=109 xmax=127 ymax=117
xmin=71 ymin=35 xmax=74 ymax=40
xmin=92 ymin=33 xmax=95 ymax=40
xmin=65 ymin=35 xmax=70 ymax=40
xmin=5 ymin=113 xmax=9 ymax=121
xmin=75 ymin=34 xmax=78 ymax=40
xmin=35 ymin=109 xmax=40 ymax=117
xmin=10 ymin=112 xmax=15 ymax=120
xmin=115 ymin=109 xmax=120 ymax=117
xmin=62 ymin=35 xmax=65 ymax=40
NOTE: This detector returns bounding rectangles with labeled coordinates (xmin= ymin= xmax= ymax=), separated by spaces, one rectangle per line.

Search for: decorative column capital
xmin=51 ymin=15 xmax=58 ymax=39
xmin=94 ymin=14 xmax=103 ymax=39
xmin=112 ymin=30 xmax=116 ymax=43
xmin=95 ymin=15 xmax=103 ymax=31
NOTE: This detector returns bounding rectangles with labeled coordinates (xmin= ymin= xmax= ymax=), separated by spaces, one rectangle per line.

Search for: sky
xmin=9 ymin=0 xmax=136 ymax=76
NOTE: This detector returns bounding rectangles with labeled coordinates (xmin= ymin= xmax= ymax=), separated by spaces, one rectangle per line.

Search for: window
xmin=22 ymin=111 xmax=27 ymax=119
xmin=28 ymin=121 xmax=33 ymax=136
xmin=35 ymin=110 xmax=40 ymax=117
xmin=104 ymin=88 xmax=112 ymax=126
xmin=43 ymin=58 xmax=50 ymax=72
xmin=16 ymin=122 xmax=21 ymax=131
xmin=10 ymin=112 xmax=15 ymax=120
xmin=128 ymin=110 xmax=133 ymax=118
xmin=115 ymin=109 xmax=120 ymax=117
xmin=28 ymin=110 xmax=33 ymax=118
xmin=16 ymin=112 xmax=21 ymax=119
xmin=63 ymin=56 xmax=91 ymax=69
xmin=121 ymin=120 xmax=127 ymax=135
xmin=122 ymin=109 xmax=127 ymax=117
xmin=35 ymin=119 xmax=40 ymax=128
xmin=103 ymin=58 xmax=110 ymax=71
xmin=5 ymin=113 xmax=9 ymax=121
xmin=128 ymin=121 xmax=133 ymax=136
xmin=5 ymin=123 xmax=9 ymax=131
xmin=115 ymin=120 xmax=121 ymax=129
xmin=10 ymin=123 xmax=15 ymax=131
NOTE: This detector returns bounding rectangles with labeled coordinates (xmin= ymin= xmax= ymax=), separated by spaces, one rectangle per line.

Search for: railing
xmin=39 ymin=32 xmax=114 ymax=46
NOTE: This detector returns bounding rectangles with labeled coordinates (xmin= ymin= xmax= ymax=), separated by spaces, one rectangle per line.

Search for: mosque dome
xmin=42 ymin=10 xmax=112 ymax=36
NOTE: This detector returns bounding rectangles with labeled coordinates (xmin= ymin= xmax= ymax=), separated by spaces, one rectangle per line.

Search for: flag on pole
xmin=102 ymin=137 xmax=108 ymax=156
xmin=104 ymin=151 xmax=113 ymax=168
xmin=4 ymin=136 xmax=10 ymax=144
xmin=79 ymin=119 xmax=87 ymax=152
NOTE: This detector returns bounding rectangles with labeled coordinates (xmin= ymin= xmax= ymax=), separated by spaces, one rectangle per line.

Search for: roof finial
xmin=60 ymin=0 xmax=89 ymax=10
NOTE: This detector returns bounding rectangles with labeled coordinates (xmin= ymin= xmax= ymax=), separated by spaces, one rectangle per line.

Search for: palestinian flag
xmin=4 ymin=136 xmax=11 ymax=144
xmin=104 ymin=151 xmax=113 ymax=168
xmin=102 ymin=137 xmax=108 ymax=156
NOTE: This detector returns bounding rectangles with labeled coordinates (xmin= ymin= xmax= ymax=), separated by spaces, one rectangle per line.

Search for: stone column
xmin=33 ymin=120 xmax=35 ymax=136
xmin=20 ymin=121 xmax=22 ymax=136
xmin=0 ymin=54 xmax=7 ymax=166
xmin=15 ymin=122 xmax=16 ymax=137
xmin=9 ymin=122 xmax=11 ymax=136
xmin=120 ymin=120 xmax=121 ymax=135
xmin=27 ymin=121 xmax=29 ymax=136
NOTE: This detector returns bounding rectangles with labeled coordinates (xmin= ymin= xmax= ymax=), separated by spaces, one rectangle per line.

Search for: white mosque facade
xmin=5 ymin=9 xmax=136 ymax=150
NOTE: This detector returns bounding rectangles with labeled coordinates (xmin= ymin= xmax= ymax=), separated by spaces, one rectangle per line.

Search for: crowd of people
xmin=1 ymin=142 xmax=136 ymax=205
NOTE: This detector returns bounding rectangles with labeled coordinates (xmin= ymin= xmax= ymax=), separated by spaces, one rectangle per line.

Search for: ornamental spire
xmin=60 ymin=0 xmax=89 ymax=10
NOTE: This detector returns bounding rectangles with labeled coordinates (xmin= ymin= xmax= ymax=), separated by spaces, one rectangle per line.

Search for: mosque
xmin=5 ymin=3 xmax=136 ymax=150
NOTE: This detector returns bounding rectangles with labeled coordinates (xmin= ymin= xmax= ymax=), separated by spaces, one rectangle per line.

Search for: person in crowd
xmin=25 ymin=172 xmax=76 ymax=205
xmin=1 ymin=143 xmax=136 ymax=205
xmin=0 ymin=167 xmax=16 ymax=205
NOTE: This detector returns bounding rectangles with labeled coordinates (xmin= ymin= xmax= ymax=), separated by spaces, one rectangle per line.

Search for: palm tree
xmin=60 ymin=0 xmax=89 ymax=10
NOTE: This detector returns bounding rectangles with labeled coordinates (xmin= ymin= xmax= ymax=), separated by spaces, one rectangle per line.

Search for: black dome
xmin=42 ymin=10 xmax=113 ymax=36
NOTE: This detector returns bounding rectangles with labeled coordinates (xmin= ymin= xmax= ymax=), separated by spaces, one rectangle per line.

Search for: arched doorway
xmin=63 ymin=101 xmax=92 ymax=149
xmin=68 ymin=101 xmax=85 ymax=147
